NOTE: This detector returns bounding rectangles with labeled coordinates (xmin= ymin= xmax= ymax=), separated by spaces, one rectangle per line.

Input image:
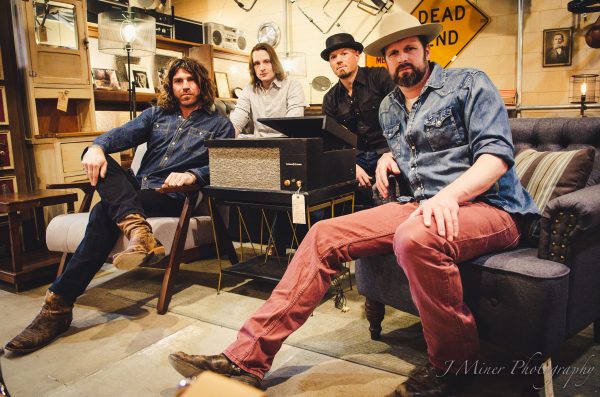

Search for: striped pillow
xmin=515 ymin=147 xmax=595 ymax=244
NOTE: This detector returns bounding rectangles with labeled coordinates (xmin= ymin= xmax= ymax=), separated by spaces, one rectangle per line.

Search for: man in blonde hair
xmin=230 ymin=42 xmax=306 ymax=137
xmin=5 ymin=57 xmax=234 ymax=354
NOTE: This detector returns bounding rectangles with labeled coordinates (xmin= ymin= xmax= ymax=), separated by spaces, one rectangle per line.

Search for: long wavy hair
xmin=157 ymin=57 xmax=215 ymax=112
xmin=249 ymin=43 xmax=286 ymax=89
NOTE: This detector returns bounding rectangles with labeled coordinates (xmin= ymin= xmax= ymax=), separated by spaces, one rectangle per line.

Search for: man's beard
xmin=335 ymin=67 xmax=352 ymax=79
xmin=394 ymin=61 xmax=428 ymax=87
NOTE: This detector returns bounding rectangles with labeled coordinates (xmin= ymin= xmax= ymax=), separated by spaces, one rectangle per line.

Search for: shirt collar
xmin=424 ymin=62 xmax=446 ymax=90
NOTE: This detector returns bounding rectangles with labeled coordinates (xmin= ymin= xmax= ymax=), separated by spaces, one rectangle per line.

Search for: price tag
xmin=57 ymin=90 xmax=69 ymax=112
xmin=292 ymin=193 xmax=306 ymax=224
xmin=542 ymin=358 xmax=555 ymax=397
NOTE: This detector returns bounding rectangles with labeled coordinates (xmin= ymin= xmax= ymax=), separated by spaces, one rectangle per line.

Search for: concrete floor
xmin=1 ymin=260 xmax=598 ymax=397
xmin=0 ymin=263 xmax=404 ymax=397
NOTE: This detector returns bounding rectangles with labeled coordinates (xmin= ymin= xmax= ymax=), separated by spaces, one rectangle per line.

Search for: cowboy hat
xmin=320 ymin=33 xmax=364 ymax=61
xmin=364 ymin=10 xmax=442 ymax=56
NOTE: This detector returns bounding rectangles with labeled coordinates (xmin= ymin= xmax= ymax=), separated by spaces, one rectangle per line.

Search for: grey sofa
xmin=355 ymin=117 xmax=600 ymax=360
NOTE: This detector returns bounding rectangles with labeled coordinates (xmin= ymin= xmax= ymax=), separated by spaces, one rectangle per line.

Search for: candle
xmin=581 ymin=82 xmax=587 ymax=96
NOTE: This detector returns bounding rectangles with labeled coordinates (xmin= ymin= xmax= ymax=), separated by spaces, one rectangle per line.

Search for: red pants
xmin=224 ymin=201 xmax=521 ymax=378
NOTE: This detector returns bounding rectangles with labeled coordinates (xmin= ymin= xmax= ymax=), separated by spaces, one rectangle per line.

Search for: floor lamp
xmin=97 ymin=10 xmax=156 ymax=120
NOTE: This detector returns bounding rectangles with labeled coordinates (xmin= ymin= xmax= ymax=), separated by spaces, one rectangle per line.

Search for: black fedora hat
xmin=320 ymin=33 xmax=364 ymax=61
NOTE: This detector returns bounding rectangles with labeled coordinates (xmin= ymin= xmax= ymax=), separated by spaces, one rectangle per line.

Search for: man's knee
xmin=393 ymin=222 xmax=446 ymax=268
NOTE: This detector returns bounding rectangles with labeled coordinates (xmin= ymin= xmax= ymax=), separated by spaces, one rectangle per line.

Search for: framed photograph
xmin=0 ymin=131 xmax=14 ymax=170
xmin=0 ymin=86 xmax=8 ymax=125
xmin=0 ymin=175 xmax=16 ymax=194
xmin=92 ymin=68 xmax=120 ymax=90
xmin=214 ymin=71 xmax=231 ymax=98
xmin=156 ymin=66 xmax=167 ymax=89
xmin=543 ymin=28 xmax=573 ymax=67
xmin=126 ymin=64 xmax=154 ymax=93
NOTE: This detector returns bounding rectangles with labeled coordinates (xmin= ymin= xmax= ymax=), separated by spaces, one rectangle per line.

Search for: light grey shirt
xmin=230 ymin=77 xmax=307 ymax=138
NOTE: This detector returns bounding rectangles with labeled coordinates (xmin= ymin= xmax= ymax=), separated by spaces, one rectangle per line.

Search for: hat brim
xmin=363 ymin=23 xmax=442 ymax=57
xmin=320 ymin=42 xmax=364 ymax=61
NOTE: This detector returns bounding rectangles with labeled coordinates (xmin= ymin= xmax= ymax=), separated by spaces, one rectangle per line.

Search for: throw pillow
xmin=514 ymin=147 xmax=595 ymax=244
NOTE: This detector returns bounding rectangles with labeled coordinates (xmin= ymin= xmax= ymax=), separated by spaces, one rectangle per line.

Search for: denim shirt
xmin=94 ymin=106 xmax=235 ymax=188
xmin=379 ymin=63 xmax=538 ymax=216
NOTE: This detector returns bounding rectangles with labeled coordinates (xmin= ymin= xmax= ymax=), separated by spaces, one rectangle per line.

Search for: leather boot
xmin=395 ymin=363 xmax=463 ymax=397
xmin=168 ymin=352 xmax=261 ymax=388
xmin=113 ymin=213 xmax=165 ymax=270
xmin=4 ymin=291 xmax=74 ymax=354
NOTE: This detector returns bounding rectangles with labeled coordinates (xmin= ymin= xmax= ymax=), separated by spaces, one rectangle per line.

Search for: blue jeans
xmin=355 ymin=151 xmax=382 ymax=209
xmin=50 ymin=156 xmax=184 ymax=302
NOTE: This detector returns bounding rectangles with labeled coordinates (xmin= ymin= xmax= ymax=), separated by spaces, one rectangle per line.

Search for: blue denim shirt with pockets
xmin=94 ymin=106 xmax=234 ymax=188
xmin=378 ymin=63 xmax=538 ymax=216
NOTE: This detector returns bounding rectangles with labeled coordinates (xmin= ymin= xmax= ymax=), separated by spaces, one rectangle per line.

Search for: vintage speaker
xmin=204 ymin=22 xmax=247 ymax=51
xmin=173 ymin=17 xmax=203 ymax=44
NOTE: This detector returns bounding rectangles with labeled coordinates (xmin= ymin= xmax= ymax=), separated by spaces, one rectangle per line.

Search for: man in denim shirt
xmin=168 ymin=12 xmax=538 ymax=397
xmin=5 ymin=57 xmax=234 ymax=354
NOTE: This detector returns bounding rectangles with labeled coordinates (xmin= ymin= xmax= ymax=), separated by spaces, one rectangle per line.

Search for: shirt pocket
xmin=382 ymin=124 xmax=400 ymax=140
xmin=423 ymin=108 xmax=464 ymax=152
xmin=183 ymin=127 xmax=209 ymax=154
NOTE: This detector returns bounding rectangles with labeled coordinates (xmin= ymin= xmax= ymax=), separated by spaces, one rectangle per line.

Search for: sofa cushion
xmin=515 ymin=147 xmax=595 ymax=244
xmin=46 ymin=212 xmax=214 ymax=256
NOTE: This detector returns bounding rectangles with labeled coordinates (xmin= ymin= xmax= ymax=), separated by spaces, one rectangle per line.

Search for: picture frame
xmin=543 ymin=28 xmax=573 ymax=67
xmin=0 ymin=86 xmax=8 ymax=125
xmin=92 ymin=68 xmax=120 ymax=90
xmin=125 ymin=64 xmax=154 ymax=93
xmin=214 ymin=71 xmax=231 ymax=98
xmin=0 ymin=175 xmax=17 ymax=194
xmin=0 ymin=131 xmax=14 ymax=170
xmin=156 ymin=66 xmax=167 ymax=90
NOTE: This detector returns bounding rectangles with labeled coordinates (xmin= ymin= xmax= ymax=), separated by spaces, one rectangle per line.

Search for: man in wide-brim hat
xmin=167 ymin=10 xmax=538 ymax=397
xmin=320 ymin=32 xmax=396 ymax=209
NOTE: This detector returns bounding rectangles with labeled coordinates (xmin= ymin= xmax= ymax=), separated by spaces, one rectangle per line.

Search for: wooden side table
xmin=0 ymin=189 xmax=77 ymax=291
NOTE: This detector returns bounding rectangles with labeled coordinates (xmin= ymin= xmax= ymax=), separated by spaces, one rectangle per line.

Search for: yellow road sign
xmin=412 ymin=0 xmax=489 ymax=67
xmin=366 ymin=0 xmax=489 ymax=68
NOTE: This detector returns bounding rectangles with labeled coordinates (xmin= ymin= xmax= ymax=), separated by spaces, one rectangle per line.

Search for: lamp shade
xmin=98 ymin=11 xmax=156 ymax=57
xmin=569 ymin=74 xmax=598 ymax=103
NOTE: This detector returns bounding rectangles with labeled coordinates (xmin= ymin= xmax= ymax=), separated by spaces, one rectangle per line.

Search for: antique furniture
xmin=44 ymin=144 xmax=233 ymax=314
xmin=355 ymin=117 xmax=600 ymax=362
xmin=0 ymin=189 xmax=77 ymax=290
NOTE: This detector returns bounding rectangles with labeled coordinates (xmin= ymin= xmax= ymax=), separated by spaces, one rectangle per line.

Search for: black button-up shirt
xmin=322 ymin=67 xmax=396 ymax=152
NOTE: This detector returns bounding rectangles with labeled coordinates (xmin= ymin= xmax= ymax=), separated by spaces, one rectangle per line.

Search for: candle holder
xmin=570 ymin=74 xmax=598 ymax=117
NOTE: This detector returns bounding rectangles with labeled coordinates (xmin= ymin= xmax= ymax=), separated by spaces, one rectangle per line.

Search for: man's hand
xmin=162 ymin=172 xmax=196 ymax=188
xmin=375 ymin=152 xmax=401 ymax=198
xmin=81 ymin=145 xmax=107 ymax=186
xmin=356 ymin=164 xmax=372 ymax=188
xmin=409 ymin=192 xmax=460 ymax=241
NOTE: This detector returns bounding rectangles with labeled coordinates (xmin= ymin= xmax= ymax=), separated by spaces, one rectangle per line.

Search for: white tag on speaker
xmin=542 ymin=358 xmax=555 ymax=397
xmin=292 ymin=193 xmax=306 ymax=224
xmin=57 ymin=91 xmax=69 ymax=112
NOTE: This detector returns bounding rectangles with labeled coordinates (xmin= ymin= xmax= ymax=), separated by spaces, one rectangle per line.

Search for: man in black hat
xmin=321 ymin=32 xmax=396 ymax=209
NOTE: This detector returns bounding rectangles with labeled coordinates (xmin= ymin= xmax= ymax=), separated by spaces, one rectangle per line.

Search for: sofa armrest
xmin=538 ymin=184 xmax=600 ymax=262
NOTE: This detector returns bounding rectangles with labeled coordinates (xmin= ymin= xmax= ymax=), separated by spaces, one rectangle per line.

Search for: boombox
xmin=203 ymin=22 xmax=247 ymax=51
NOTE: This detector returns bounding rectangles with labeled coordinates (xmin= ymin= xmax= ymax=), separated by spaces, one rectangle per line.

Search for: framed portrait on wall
xmin=0 ymin=175 xmax=17 ymax=194
xmin=0 ymin=86 xmax=8 ymax=125
xmin=156 ymin=67 xmax=167 ymax=89
xmin=0 ymin=131 xmax=14 ymax=170
xmin=214 ymin=72 xmax=231 ymax=98
xmin=125 ymin=64 xmax=154 ymax=93
xmin=543 ymin=28 xmax=573 ymax=67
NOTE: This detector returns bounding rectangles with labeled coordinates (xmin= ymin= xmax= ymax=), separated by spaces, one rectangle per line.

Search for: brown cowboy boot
xmin=168 ymin=352 xmax=261 ymax=388
xmin=396 ymin=363 xmax=463 ymax=397
xmin=4 ymin=290 xmax=74 ymax=354
xmin=113 ymin=213 xmax=165 ymax=270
